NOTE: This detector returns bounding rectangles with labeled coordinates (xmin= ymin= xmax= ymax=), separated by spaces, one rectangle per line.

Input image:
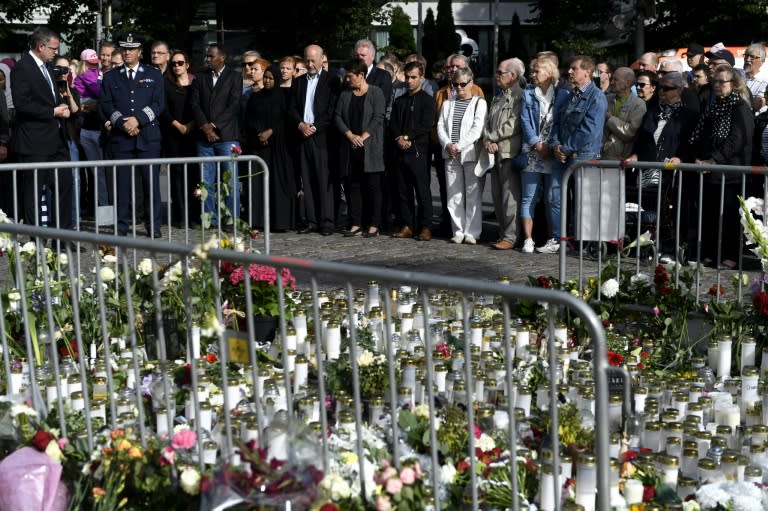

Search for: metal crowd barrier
xmin=559 ymin=159 xmax=768 ymax=304
xmin=0 ymin=223 xmax=611 ymax=511
xmin=0 ymin=155 xmax=271 ymax=258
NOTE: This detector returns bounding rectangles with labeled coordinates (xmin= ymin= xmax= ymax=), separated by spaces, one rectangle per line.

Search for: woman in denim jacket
xmin=519 ymin=57 xmax=569 ymax=253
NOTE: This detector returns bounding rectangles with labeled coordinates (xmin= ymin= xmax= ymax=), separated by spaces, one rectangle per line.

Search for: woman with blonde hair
xmin=517 ymin=57 xmax=569 ymax=253
xmin=437 ymin=66 xmax=487 ymax=244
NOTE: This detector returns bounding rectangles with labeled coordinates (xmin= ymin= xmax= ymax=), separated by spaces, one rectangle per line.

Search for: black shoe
xmin=363 ymin=229 xmax=380 ymax=238
xmin=320 ymin=228 xmax=334 ymax=236
xmin=147 ymin=230 xmax=163 ymax=239
xmin=297 ymin=225 xmax=315 ymax=234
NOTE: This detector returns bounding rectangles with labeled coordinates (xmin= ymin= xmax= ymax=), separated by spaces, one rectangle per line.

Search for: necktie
xmin=41 ymin=64 xmax=55 ymax=100
xmin=128 ymin=69 xmax=134 ymax=81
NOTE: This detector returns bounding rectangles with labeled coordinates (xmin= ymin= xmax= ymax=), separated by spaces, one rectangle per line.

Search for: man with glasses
xmin=11 ymin=26 xmax=73 ymax=230
xmin=596 ymin=61 xmax=612 ymax=93
xmin=743 ymin=42 xmax=768 ymax=111
xmin=482 ymin=58 xmax=525 ymax=250
xmin=150 ymin=41 xmax=170 ymax=75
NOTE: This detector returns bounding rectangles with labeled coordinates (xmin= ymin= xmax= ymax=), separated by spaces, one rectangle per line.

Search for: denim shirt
xmin=520 ymin=85 xmax=569 ymax=147
xmin=549 ymin=81 xmax=607 ymax=159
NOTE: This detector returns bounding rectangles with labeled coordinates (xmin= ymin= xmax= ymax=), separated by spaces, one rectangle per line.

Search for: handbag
xmin=473 ymin=143 xmax=495 ymax=177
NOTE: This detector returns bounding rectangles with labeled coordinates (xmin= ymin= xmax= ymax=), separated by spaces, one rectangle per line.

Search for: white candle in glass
xmin=716 ymin=338 xmax=732 ymax=379
xmin=623 ymin=479 xmax=643 ymax=504
xmin=325 ymin=324 xmax=341 ymax=361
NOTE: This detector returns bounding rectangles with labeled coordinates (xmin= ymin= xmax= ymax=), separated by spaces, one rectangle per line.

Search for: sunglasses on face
xmin=636 ymin=82 xmax=651 ymax=88
xmin=452 ymin=81 xmax=471 ymax=88
xmin=659 ymin=85 xmax=678 ymax=92
xmin=172 ymin=61 xmax=186 ymax=66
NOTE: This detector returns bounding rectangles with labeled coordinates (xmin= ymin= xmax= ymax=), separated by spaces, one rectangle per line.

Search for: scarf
xmin=658 ymin=100 xmax=683 ymax=121
xmin=689 ymin=91 xmax=741 ymax=145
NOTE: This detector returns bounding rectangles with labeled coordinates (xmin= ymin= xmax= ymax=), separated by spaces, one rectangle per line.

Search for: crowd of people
xmin=0 ymin=27 xmax=764 ymax=266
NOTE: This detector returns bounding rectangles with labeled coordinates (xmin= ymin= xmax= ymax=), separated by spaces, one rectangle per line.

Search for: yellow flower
xmin=116 ymin=439 xmax=132 ymax=452
xmin=128 ymin=447 xmax=143 ymax=459
xmin=93 ymin=487 xmax=107 ymax=498
xmin=340 ymin=451 xmax=358 ymax=465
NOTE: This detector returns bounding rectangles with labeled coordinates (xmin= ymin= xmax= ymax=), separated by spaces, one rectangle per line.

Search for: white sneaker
xmin=522 ymin=238 xmax=535 ymax=253
xmin=451 ymin=235 xmax=464 ymax=244
xmin=463 ymin=234 xmax=476 ymax=245
xmin=536 ymin=238 xmax=559 ymax=254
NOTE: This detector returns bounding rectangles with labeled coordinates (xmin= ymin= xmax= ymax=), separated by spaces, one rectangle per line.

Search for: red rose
xmin=607 ymin=351 xmax=624 ymax=367
xmin=457 ymin=459 xmax=470 ymax=473
xmin=31 ymin=429 xmax=55 ymax=452
xmin=319 ymin=504 xmax=340 ymax=511
xmin=754 ymin=292 xmax=768 ymax=316
xmin=659 ymin=285 xmax=672 ymax=296
xmin=642 ymin=484 xmax=655 ymax=501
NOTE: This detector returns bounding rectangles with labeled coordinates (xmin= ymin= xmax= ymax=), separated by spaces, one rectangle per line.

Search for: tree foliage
xmin=527 ymin=0 xmax=614 ymax=57
xmin=385 ymin=6 xmax=415 ymax=59
xmin=0 ymin=0 xmax=202 ymax=56
xmin=435 ymin=0 xmax=460 ymax=59
xmin=645 ymin=0 xmax=768 ymax=51
xmin=421 ymin=7 xmax=438 ymax=66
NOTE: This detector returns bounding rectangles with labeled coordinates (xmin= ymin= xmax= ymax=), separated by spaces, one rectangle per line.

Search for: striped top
xmin=451 ymin=98 xmax=472 ymax=144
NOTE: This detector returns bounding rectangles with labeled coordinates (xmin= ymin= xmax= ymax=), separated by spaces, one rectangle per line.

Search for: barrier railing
xmin=559 ymin=159 xmax=768 ymax=304
xmin=0 ymin=155 xmax=271 ymax=257
xmin=0 ymin=222 xmax=611 ymax=511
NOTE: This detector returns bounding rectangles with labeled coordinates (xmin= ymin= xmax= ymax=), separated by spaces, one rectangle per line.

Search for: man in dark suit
xmin=100 ymin=33 xmax=165 ymax=237
xmin=11 ymin=26 xmax=73 ymax=229
xmin=288 ymin=44 xmax=340 ymax=235
xmin=189 ymin=43 xmax=242 ymax=230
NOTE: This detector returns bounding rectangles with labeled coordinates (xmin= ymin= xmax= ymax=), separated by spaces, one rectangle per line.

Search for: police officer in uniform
xmin=100 ymin=33 xmax=165 ymax=237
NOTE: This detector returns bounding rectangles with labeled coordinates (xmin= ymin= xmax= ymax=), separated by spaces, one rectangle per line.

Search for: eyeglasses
xmin=452 ymin=81 xmax=471 ymax=88
xmin=636 ymin=82 xmax=651 ymax=88
xmin=495 ymin=70 xmax=511 ymax=76
xmin=244 ymin=61 xmax=258 ymax=67
xmin=659 ymin=85 xmax=678 ymax=92
xmin=746 ymin=54 xmax=763 ymax=60
xmin=171 ymin=61 xmax=186 ymax=66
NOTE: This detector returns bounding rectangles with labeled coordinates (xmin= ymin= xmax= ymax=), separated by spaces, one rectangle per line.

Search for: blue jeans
xmin=197 ymin=140 xmax=240 ymax=226
xmin=521 ymin=169 xmax=562 ymax=239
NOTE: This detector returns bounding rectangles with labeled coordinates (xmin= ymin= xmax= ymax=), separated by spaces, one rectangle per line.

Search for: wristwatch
xmin=402 ymin=135 xmax=409 ymax=141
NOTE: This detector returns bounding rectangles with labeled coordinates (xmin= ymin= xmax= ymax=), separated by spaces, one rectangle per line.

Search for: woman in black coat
xmin=690 ymin=65 xmax=754 ymax=269
xmin=628 ymin=72 xmax=699 ymax=257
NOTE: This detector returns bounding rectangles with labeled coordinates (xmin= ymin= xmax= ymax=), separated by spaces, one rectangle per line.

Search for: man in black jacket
xmin=11 ymin=26 xmax=72 ymax=228
xmin=288 ymin=44 xmax=340 ymax=235
xmin=390 ymin=61 xmax=436 ymax=241
xmin=190 ymin=43 xmax=242 ymax=230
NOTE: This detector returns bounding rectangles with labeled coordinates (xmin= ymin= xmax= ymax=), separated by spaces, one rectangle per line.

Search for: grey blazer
xmin=334 ymin=84 xmax=385 ymax=175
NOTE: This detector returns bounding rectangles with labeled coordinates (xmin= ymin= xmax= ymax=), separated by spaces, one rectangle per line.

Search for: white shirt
xmin=303 ymin=70 xmax=322 ymax=125
xmin=212 ymin=65 xmax=225 ymax=87
xmin=29 ymin=50 xmax=56 ymax=101
xmin=746 ymin=65 xmax=768 ymax=99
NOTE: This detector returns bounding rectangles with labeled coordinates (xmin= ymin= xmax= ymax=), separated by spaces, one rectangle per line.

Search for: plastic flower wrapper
xmin=200 ymin=421 xmax=324 ymax=511
xmin=0 ymin=446 xmax=68 ymax=511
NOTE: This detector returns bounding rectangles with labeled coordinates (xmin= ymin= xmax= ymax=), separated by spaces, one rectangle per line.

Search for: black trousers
xmin=299 ymin=134 xmax=334 ymax=230
xmin=397 ymin=151 xmax=433 ymax=230
xmin=18 ymin=148 xmax=72 ymax=229
xmin=112 ymin=146 xmax=163 ymax=235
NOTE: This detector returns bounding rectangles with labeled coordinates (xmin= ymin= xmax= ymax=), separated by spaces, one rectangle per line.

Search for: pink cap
xmin=80 ymin=49 xmax=99 ymax=65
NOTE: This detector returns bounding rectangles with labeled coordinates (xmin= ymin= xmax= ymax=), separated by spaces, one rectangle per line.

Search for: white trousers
xmin=445 ymin=158 xmax=482 ymax=238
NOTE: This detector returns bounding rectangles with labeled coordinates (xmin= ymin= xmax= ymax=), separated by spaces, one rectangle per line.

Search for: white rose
xmin=7 ymin=290 xmax=21 ymax=302
xmin=58 ymin=253 xmax=68 ymax=266
xmin=20 ymin=241 xmax=36 ymax=255
xmin=102 ymin=254 xmax=117 ymax=264
xmin=600 ymin=278 xmax=619 ymax=299
xmin=179 ymin=467 xmax=201 ymax=495
xmin=357 ymin=350 xmax=374 ymax=367
xmin=412 ymin=404 xmax=430 ymax=419
xmin=137 ymin=258 xmax=153 ymax=276
xmin=440 ymin=463 xmax=457 ymax=485
xmin=476 ymin=433 xmax=496 ymax=452
xmin=322 ymin=473 xmax=352 ymax=500
xmin=99 ymin=267 xmax=116 ymax=282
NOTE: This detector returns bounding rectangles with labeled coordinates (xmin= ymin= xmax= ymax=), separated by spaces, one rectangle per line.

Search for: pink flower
xmin=171 ymin=429 xmax=197 ymax=450
xmin=399 ymin=467 xmax=416 ymax=485
xmin=375 ymin=466 xmax=398 ymax=485
xmin=57 ymin=438 xmax=70 ymax=449
xmin=230 ymin=144 xmax=242 ymax=156
xmin=652 ymin=306 xmax=660 ymax=317
xmin=375 ymin=495 xmax=391 ymax=511
xmin=194 ymin=186 xmax=202 ymax=198
xmin=160 ymin=446 xmax=176 ymax=465
xmin=385 ymin=476 xmax=403 ymax=494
